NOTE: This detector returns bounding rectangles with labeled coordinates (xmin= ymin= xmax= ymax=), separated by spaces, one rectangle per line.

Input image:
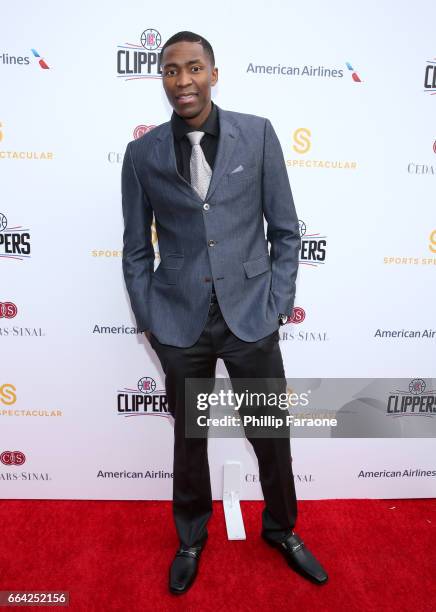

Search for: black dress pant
xmin=149 ymin=296 xmax=298 ymax=547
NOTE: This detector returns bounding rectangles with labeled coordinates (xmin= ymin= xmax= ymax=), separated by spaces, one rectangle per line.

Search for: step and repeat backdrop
xmin=1 ymin=0 xmax=435 ymax=501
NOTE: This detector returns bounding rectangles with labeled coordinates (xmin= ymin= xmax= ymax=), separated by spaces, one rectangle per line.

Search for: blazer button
xmin=203 ymin=203 xmax=210 ymax=211
xmin=208 ymin=239 xmax=216 ymax=247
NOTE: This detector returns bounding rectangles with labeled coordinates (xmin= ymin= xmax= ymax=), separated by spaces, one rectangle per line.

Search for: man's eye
xmin=192 ymin=66 xmax=201 ymax=72
xmin=164 ymin=70 xmax=176 ymax=76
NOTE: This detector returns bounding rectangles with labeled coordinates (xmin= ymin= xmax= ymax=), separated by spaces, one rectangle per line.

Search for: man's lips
xmin=176 ymin=93 xmax=198 ymax=104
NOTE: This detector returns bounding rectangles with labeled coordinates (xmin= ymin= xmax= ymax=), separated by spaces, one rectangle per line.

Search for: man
xmin=122 ymin=31 xmax=328 ymax=594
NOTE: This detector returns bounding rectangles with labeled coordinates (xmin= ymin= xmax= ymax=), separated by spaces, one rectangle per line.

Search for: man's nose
xmin=176 ymin=70 xmax=193 ymax=88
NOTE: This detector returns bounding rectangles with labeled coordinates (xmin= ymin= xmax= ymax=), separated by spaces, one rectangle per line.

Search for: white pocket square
xmin=230 ymin=165 xmax=244 ymax=174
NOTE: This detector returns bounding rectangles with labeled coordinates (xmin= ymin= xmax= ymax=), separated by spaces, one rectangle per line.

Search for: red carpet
xmin=0 ymin=499 xmax=435 ymax=611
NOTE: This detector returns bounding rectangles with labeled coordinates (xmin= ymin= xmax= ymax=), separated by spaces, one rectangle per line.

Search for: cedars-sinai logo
xmin=387 ymin=379 xmax=436 ymax=417
xmin=117 ymin=377 xmax=170 ymax=417
xmin=116 ymin=29 xmax=163 ymax=81
xmin=279 ymin=306 xmax=306 ymax=326
xmin=289 ymin=306 xmax=306 ymax=324
xmin=0 ymin=302 xmax=18 ymax=318
xmin=0 ymin=450 xmax=26 ymax=466
xmin=133 ymin=124 xmax=156 ymax=140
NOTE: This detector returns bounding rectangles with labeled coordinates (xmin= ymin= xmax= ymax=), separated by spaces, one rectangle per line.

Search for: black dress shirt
xmin=171 ymin=101 xmax=219 ymax=184
xmin=171 ymin=102 xmax=219 ymax=294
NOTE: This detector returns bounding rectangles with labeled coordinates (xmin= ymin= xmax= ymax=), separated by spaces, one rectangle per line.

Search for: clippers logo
xmin=116 ymin=29 xmax=163 ymax=80
xmin=424 ymin=59 xmax=436 ymax=94
xmin=0 ymin=213 xmax=31 ymax=260
xmin=138 ymin=376 xmax=156 ymax=393
xmin=140 ymin=29 xmax=161 ymax=50
xmin=133 ymin=124 xmax=156 ymax=140
xmin=409 ymin=379 xmax=427 ymax=394
xmin=0 ymin=302 xmax=17 ymax=318
xmin=430 ymin=230 xmax=436 ymax=253
xmin=345 ymin=62 xmax=362 ymax=82
xmin=299 ymin=220 xmax=327 ymax=267
xmin=1 ymin=451 xmax=26 ymax=466
xmin=117 ymin=377 xmax=170 ymax=416
xmin=290 ymin=306 xmax=306 ymax=324
xmin=387 ymin=379 xmax=436 ymax=416
xmin=0 ymin=384 xmax=17 ymax=406
xmin=30 ymin=49 xmax=50 ymax=69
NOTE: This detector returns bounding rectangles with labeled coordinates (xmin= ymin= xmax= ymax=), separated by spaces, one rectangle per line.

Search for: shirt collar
xmin=171 ymin=101 xmax=219 ymax=141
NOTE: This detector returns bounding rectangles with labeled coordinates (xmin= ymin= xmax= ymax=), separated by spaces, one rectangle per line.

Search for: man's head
xmin=160 ymin=31 xmax=218 ymax=125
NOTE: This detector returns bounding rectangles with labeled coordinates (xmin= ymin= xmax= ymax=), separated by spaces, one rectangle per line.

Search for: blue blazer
xmin=121 ymin=105 xmax=301 ymax=347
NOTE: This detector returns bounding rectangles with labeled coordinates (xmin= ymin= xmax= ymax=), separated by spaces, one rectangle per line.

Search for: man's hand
xmin=278 ymin=314 xmax=289 ymax=326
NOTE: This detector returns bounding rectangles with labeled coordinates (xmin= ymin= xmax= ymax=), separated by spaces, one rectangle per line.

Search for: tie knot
xmin=186 ymin=131 xmax=205 ymax=147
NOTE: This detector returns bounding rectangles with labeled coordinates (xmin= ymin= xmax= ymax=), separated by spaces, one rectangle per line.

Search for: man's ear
xmin=211 ymin=66 xmax=219 ymax=87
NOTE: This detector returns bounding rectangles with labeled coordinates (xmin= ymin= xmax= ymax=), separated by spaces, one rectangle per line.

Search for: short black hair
xmin=160 ymin=31 xmax=215 ymax=67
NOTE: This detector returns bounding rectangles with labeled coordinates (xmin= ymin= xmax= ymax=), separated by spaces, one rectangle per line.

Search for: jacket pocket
xmin=227 ymin=165 xmax=257 ymax=183
xmin=153 ymin=254 xmax=184 ymax=284
xmin=242 ymin=254 xmax=271 ymax=278
xmin=160 ymin=253 xmax=184 ymax=269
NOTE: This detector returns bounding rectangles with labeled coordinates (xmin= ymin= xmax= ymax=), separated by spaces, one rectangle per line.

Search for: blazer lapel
xmin=205 ymin=107 xmax=238 ymax=201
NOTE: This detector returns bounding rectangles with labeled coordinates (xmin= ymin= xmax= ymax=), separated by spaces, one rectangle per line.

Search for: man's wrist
xmin=278 ymin=313 xmax=289 ymax=326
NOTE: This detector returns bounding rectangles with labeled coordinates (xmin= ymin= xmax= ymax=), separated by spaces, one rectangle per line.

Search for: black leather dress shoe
xmin=263 ymin=532 xmax=328 ymax=584
xmin=169 ymin=535 xmax=207 ymax=594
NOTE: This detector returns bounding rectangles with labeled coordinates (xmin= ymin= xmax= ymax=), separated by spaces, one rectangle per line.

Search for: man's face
xmin=161 ymin=41 xmax=218 ymax=120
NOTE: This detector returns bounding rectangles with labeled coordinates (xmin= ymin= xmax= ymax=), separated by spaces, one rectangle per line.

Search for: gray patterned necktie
xmin=186 ymin=131 xmax=212 ymax=201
